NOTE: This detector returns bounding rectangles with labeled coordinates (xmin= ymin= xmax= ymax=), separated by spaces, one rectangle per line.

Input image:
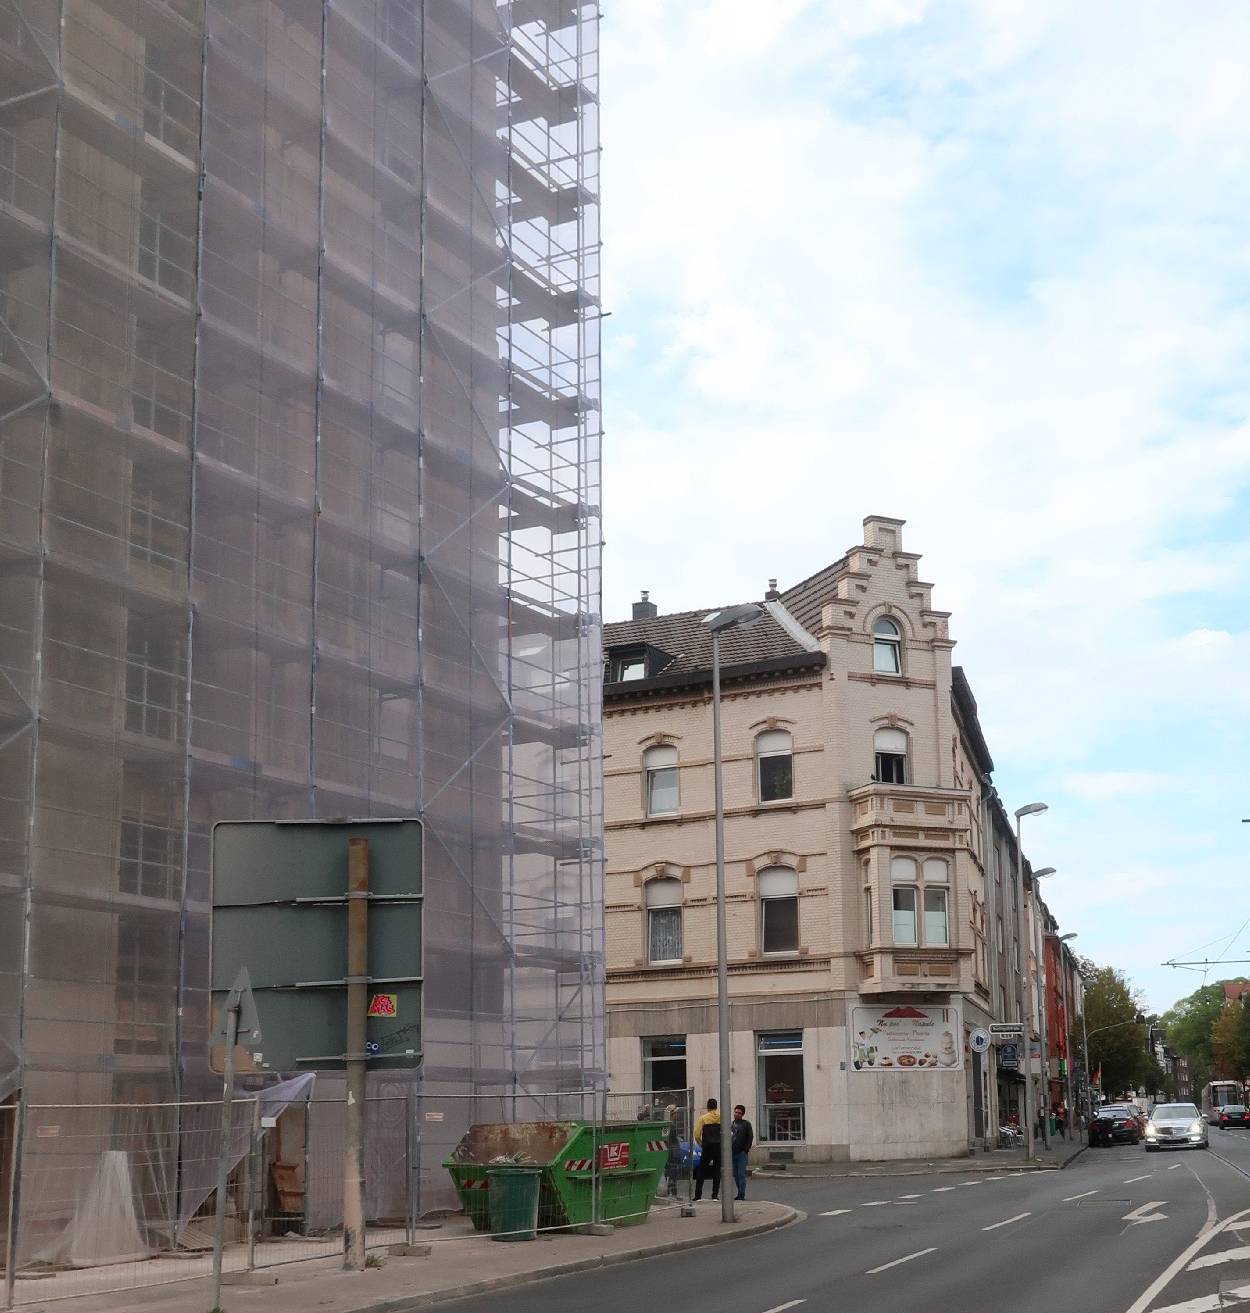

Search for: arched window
xmin=874 ymin=727 xmax=909 ymax=785
xmin=643 ymin=744 xmax=678 ymax=816
xmin=891 ymin=854 xmax=950 ymax=946
xmin=756 ymin=729 xmax=793 ymax=802
xmin=758 ymin=866 xmax=799 ymax=954
xmin=872 ymin=616 xmax=902 ymax=675
xmin=645 ymin=877 xmax=682 ymax=962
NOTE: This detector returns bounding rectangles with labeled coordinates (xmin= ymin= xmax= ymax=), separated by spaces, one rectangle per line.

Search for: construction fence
xmin=0 ymin=1088 xmax=694 ymax=1307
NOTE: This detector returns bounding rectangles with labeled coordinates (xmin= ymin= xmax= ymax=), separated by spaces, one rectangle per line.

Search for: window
xmin=642 ymin=1036 xmax=687 ymax=1094
xmin=608 ymin=650 xmax=647 ymax=682
xmin=996 ymin=916 xmax=1004 ymax=954
xmin=892 ymin=886 xmax=917 ymax=944
xmin=644 ymin=744 xmax=678 ymax=815
xmin=645 ymin=877 xmax=682 ymax=962
xmin=872 ymin=616 xmax=902 ymax=674
xmin=874 ymin=727 xmax=908 ymax=784
xmin=756 ymin=729 xmax=793 ymax=802
xmin=757 ymin=1031 xmax=805 ymax=1142
xmin=925 ymin=887 xmax=949 ymax=946
xmin=864 ymin=887 xmax=874 ymax=945
xmin=758 ymin=866 xmax=799 ymax=954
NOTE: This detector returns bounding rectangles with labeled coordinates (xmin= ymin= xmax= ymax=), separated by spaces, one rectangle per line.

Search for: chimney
xmin=632 ymin=590 xmax=658 ymax=620
xmin=764 ymin=578 xmax=781 ymax=601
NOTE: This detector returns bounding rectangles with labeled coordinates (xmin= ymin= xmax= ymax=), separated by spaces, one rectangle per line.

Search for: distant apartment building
xmin=601 ymin=517 xmax=1058 ymax=1162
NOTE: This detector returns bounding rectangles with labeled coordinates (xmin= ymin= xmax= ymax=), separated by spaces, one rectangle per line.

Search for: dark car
xmin=1217 ymin=1104 xmax=1250 ymax=1129
xmin=1089 ymin=1104 xmax=1142 ymax=1146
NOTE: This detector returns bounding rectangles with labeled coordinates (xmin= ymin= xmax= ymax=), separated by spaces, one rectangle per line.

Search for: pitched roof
xmin=603 ymin=603 xmax=818 ymax=685
xmin=778 ymin=555 xmax=849 ymax=633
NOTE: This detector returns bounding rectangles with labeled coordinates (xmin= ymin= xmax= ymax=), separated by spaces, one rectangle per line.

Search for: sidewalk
xmin=752 ymin=1135 xmax=1087 ymax=1179
xmin=14 ymin=1201 xmax=796 ymax=1313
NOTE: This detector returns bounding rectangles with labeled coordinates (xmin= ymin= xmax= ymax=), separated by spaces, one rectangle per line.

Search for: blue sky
xmin=598 ymin=1 xmax=1250 ymax=1013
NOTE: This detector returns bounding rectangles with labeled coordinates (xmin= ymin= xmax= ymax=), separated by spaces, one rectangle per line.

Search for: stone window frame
xmin=890 ymin=853 xmax=952 ymax=948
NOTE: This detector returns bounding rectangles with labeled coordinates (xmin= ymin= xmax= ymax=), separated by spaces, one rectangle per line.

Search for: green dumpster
xmin=488 ymin=1165 xmax=542 ymax=1241
xmin=445 ymin=1121 xmax=669 ymax=1231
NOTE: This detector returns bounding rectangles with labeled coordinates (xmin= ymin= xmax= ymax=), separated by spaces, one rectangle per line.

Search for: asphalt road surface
xmin=440 ymin=1124 xmax=1250 ymax=1313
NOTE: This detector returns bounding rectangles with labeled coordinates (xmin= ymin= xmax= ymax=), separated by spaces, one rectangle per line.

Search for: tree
xmin=1082 ymin=962 xmax=1154 ymax=1097
xmin=1211 ymin=1005 xmax=1241 ymax=1077
xmin=1160 ymin=979 xmax=1250 ymax=1092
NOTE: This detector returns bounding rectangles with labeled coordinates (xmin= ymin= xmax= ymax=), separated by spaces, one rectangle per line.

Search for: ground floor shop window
xmin=757 ymin=1030 xmax=805 ymax=1141
xmin=642 ymin=1036 xmax=687 ymax=1094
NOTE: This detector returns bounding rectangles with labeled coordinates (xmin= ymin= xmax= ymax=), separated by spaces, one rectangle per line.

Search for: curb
xmin=753 ymin=1149 xmax=1088 ymax=1180
xmin=358 ymin=1205 xmax=799 ymax=1313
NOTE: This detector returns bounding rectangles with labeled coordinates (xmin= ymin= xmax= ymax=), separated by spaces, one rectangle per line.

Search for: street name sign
xmin=210 ymin=818 xmax=423 ymax=1073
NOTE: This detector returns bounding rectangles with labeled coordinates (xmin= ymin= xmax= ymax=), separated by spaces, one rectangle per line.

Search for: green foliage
xmin=1160 ymin=979 xmax=1250 ymax=1088
xmin=1084 ymin=964 xmax=1154 ymax=1096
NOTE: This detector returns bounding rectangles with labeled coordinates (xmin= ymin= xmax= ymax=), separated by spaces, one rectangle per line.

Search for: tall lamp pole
xmin=705 ymin=603 xmax=764 ymax=1225
xmin=1014 ymin=803 xmax=1048 ymax=1160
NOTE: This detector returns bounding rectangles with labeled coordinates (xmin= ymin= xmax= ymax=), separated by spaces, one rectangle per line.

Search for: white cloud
xmin=1060 ymin=772 xmax=1175 ymax=803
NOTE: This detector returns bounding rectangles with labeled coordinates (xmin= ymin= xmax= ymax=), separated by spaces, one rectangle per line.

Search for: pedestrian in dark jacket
xmin=731 ymin=1104 xmax=754 ymax=1201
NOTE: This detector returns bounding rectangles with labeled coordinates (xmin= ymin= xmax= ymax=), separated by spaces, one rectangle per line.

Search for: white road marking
xmin=1122 ymin=1201 xmax=1168 ymax=1225
xmin=1148 ymin=1288 xmax=1250 ymax=1313
xmin=896 ymin=1193 xmax=921 ymax=1199
xmin=982 ymin=1212 xmax=1031 ymax=1231
xmin=983 ymin=1175 xmax=1005 ymax=1181
xmin=1062 ymin=1190 xmax=1099 ymax=1201
xmin=866 ymin=1247 xmax=938 ymax=1275
xmin=1187 ymin=1244 xmax=1250 ymax=1271
xmin=931 ymin=1186 xmax=956 ymax=1192
xmin=819 ymin=1209 xmax=851 ymax=1217
xmin=861 ymin=1201 xmax=890 ymax=1207
xmin=1123 ymin=1206 xmax=1250 ymax=1313
xmin=960 ymin=1179 xmax=984 ymax=1185
xmin=761 ymin=1302 xmax=806 ymax=1313
xmin=1168 ymin=1163 xmax=1183 ymax=1170
xmin=1124 ymin=1174 xmax=1153 ymax=1183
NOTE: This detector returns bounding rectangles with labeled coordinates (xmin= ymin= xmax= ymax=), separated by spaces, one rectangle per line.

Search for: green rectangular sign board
xmin=210 ymin=819 xmax=423 ymax=1073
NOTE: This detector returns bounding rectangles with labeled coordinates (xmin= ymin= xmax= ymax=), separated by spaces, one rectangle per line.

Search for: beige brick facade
xmin=603 ymin=517 xmax=1004 ymax=1162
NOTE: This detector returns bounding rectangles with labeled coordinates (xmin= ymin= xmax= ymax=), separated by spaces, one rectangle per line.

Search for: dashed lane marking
xmin=896 ymin=1193 xmax=921 ymax=1199
xmin=960 ymin=1179 xmax=984 ymax=1186
xmin=819 ymin=1209 xmax=851 ymax=1217
xmin=1063 ymin=1190 xmax=1100 ymax=1201
xmin=1124 ymin=1174 xmax=1153 ymax=1183
xmin=1187 ymin=1245 xmax=1250 ymax=1271
xmin=982 ymin=1212 xmax=1031 ymax=1231
xmin=861 ymin=1201 xmax=890 ymax=1207
xmin=1168 ymin=1163 xmax=1183 ymax=1170
xmin=865 ymin=1247 xmax=937 ymax=1275
xmin=761 ymin=1302 xmax=806 ymax=1313
xmin=931 ymin=1186 xmax=956 ymax=1192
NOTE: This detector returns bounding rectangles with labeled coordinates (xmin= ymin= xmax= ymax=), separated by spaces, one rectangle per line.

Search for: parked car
xmin=1216 ymin=1104 xmax=1250 ymax=1129
xmin=1145 ymin=1103 xmax=1208 ymax=1151
xmin=1089 ymin=1105 xmax=1143 ymax=1146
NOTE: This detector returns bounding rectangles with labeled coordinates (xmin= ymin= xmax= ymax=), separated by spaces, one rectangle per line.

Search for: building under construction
xmin=0 ymin=0 xmax=604 ymax=1135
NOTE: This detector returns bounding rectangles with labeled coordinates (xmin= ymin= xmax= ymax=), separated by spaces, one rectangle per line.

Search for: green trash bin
xmin=488 ymin=1165 xmax=542 ymax=1241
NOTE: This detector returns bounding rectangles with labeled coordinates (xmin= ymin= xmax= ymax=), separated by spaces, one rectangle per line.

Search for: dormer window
xmin=872 ymin=616 xmax=902 ymax=674
xmin=610 ymin=651 xmax=647 ymax=682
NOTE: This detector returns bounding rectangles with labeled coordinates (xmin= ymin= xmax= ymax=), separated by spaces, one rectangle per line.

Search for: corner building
xmin=0 ymin=0 xmax=605 ymax=1181
xmin=603 ymin=517 xmax=1013 ymax=1161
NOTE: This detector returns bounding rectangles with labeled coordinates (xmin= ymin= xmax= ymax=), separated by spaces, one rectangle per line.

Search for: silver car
xmin=1145 ymin=1102 xmax=1208 ymax=1151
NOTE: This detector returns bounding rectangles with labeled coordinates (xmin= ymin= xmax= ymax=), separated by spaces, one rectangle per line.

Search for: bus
xmin=1200 ymin=1080 xmax=1245 ymax=1121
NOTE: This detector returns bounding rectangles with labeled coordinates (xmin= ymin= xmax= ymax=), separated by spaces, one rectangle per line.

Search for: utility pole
xmin=343 ymin=837 xmax=369 ymax=1270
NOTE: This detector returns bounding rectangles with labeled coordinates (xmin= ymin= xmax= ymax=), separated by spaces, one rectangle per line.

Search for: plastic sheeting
xmin=32 ymin=1149 xmax=149 ymax=1268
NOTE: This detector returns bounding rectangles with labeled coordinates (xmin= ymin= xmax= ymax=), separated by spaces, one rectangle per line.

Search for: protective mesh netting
xmin=0 ymin=0 xmax=603 ymax=1241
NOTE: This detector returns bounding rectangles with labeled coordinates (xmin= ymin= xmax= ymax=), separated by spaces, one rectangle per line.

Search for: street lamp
xmin=704 ymin=602 xmax=764 ymax=1224
xmin=1014 ymin=803 xmax=1048 ymax=1159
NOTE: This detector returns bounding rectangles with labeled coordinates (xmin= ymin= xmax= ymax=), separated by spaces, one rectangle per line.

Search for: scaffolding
xmin=0 ymin=0 xmax=604 ymax=1211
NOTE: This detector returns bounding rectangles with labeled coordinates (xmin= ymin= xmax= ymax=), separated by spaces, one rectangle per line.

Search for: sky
xmin=597 ymin=0 xmax=1250 ymax=1014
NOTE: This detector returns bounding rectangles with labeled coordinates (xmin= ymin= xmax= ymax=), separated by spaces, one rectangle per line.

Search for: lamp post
xmin=1056 ymin=932 xmax=1078 ymax=1132
xmin=704 ymin=602 xmax=764 ymax=1224
xmin=1031 ymin=867 xmax=1056 ymax=1149
xmin=1014 ymin=803 xmax=1048 ymax=1160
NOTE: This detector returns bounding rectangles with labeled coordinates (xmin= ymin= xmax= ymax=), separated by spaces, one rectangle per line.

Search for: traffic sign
xmin=210 ymin=819 xmax=423 ymax=1073
xmin=989 ymin=1022 xmax=1025 ymax=1043
xmin=997 ymin=1042 xmax=1020 ymax=1070
xmin=969 ymin=1028 xmax=991 ymax=1054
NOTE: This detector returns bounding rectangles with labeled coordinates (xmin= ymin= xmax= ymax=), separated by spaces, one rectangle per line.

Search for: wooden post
xmin=343 ymin=837 xmax=369 ymax=1270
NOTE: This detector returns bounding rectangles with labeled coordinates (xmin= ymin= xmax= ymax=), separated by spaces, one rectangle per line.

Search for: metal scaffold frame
xmin=0 ymin=0 xmax=604 ymax=1225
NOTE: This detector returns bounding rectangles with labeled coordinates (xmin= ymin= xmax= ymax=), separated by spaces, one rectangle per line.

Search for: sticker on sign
xmin=367 ymin=993 xmax=398 ymax=1018
xmin=597 ymin=1142 xmax=630 ymax=1170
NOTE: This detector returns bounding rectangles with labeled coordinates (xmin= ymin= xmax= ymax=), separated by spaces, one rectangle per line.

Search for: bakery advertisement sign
xmin=849 ymin=1004 xmax=963 ymax=1071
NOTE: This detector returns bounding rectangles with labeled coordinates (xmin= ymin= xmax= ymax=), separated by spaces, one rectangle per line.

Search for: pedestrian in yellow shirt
xmin=692 ymin=1098 xmax=722 ymax=1201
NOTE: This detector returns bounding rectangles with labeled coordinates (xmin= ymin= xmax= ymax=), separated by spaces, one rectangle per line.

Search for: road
xmin=440 ymin=1125 xmax=1250 ymax=1313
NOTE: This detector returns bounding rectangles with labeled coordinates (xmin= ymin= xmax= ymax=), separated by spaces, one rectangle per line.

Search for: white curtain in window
xmin=924 ymin=888 xmax=949 ymax=945
xmin=890 ymin=855 xmax=916 ymax=882
xmin=644 ymin=744 xmax=678 ymax=814
xmin=645 ymin=877 xmax=682 ymax=907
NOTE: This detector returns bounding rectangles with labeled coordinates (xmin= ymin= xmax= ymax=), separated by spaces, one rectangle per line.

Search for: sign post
xmin=343 ymin=837 xmax=368 ymax=1272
